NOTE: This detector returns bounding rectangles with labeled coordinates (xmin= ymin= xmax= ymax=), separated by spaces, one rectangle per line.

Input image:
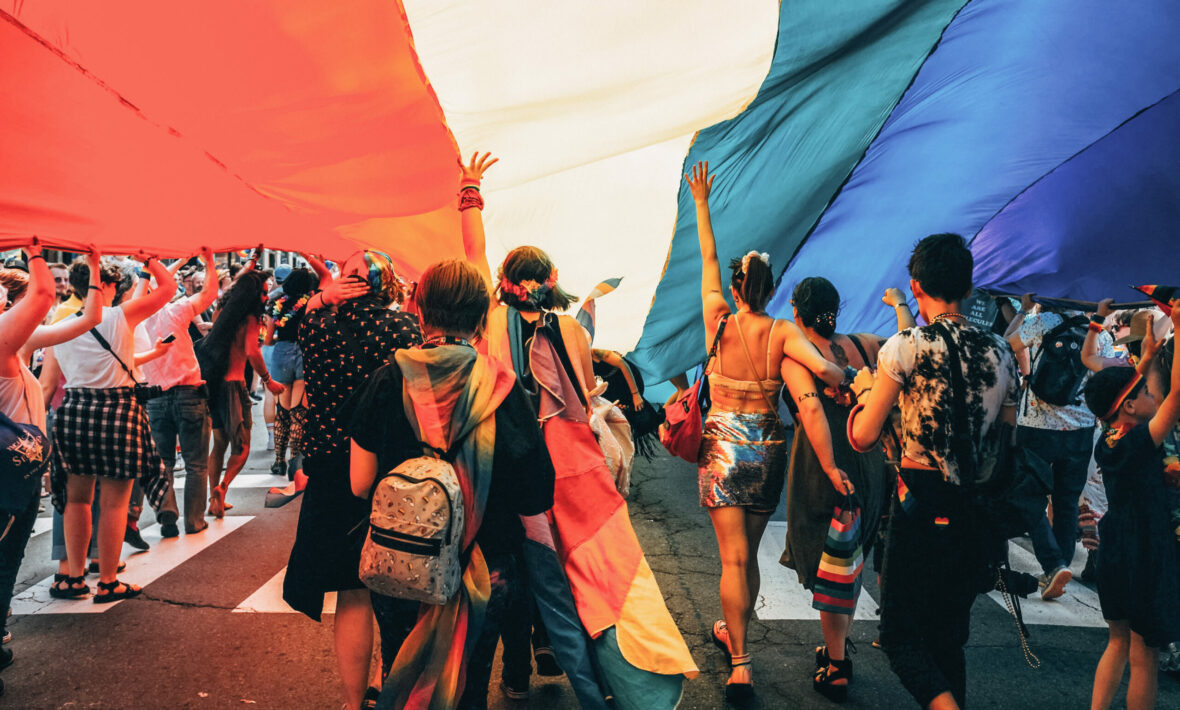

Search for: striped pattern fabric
xmin=381 ymin=345 xmax=516 ymax=710
xmin=811 ymin=501 xmax=865 ymax=615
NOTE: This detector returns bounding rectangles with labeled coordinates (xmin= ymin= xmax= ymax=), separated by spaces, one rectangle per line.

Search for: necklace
xmin=422 ymin=334 xmax=473 ymax=349
xmin=932 ymin=312 xmax=966 ymax=324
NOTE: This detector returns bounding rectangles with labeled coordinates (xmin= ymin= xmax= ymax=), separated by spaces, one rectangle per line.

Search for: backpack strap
xmin=932 ymin=323 xmax=977 ymax=488
xmin=846 ymin=333 xmax=872 ymax=369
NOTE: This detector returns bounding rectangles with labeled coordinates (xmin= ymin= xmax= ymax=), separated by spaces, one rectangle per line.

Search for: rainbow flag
xmin=1133 ymin=285 xmax=1177 ymax=316
xmin=576 ymin=277 xmax=622 ymax=344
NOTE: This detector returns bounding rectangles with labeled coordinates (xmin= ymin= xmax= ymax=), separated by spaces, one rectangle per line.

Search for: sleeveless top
xmin=55 ymin=306 xmax=137 ymax=390
xmin=708 ymin=315 xmax=782 ymax=407
xmin=0 ymin=363 xmax=46 ymax=430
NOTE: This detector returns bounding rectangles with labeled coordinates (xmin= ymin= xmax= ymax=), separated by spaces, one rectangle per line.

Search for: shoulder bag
xmin=660 ymin=314 xmax=728 ymax=462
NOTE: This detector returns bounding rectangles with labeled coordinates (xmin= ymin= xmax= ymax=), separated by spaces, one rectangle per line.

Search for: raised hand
xmin=1096 ymin=297 xmax=1115 ymax=319
xmin=684 ymin=161 xmax=714 ymax=203
xmin=25 ymin=238 xmax=42 ymax=259
xmin=461 ymin=151 xmax=499 ymax=184
xmin=882 ymin=287 xmax=907 ymax=308
xmin=1020 ymin=292 xmax=1037 ymax=312
xmin=322 ymin=275 xmax=369 ymax=306
xmin=86 ymin=246 xmax=103 ymax=274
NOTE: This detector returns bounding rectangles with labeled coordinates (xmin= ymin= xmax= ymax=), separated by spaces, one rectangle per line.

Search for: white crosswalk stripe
xmin=173 ymin=473 xmax=287 ymax=489
xmin=756 ymin=523 xmax=1105 ymax=628
xmin=12 ymin=516 xmax=252 ymax=615
xmin=756 ymin=522 xmax=879 ymax=621
xmin=234 ymin=567 xmax=337 ymax=614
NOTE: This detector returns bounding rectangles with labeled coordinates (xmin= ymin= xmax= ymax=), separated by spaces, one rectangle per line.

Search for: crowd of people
xmin=0 ymin=153 xmax=1176 ymax=710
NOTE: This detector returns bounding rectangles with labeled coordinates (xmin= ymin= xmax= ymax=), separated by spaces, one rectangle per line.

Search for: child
xmin=1083 ymin=302 xmax=1180 ymax=710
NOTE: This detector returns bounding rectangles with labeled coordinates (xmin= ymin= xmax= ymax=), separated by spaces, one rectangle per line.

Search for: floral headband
xmin=741 ymin=251 xmax=770 ymax=274
xmin=499 ymin=269 xmax=558 ymax=307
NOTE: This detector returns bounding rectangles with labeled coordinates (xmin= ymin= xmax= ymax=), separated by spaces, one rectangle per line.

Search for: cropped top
xmin=708 ymin=315 xmax=782 ymax=411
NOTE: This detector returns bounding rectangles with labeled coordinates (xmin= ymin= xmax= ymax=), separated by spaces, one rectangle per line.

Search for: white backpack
xmin=359 ymin=451 xmax=467 ymax=605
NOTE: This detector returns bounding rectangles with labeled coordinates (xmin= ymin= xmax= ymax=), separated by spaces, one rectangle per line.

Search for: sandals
xmin=48 ymin=574 xmax=90 ymax=600
xmin=813 ymin=656 xmax=853 ymax=703
xmin=93 ymin=579 xmax=142 ymax=604
xmin=711 ymin=620 xmax=733 ymax=663
xmin=725 ymin=653 xmax=755 ymax=706
xmin=87 ymin=561 xmax=126 ymax=576
xmin=814 ymin=638 xmax=856 ymax=675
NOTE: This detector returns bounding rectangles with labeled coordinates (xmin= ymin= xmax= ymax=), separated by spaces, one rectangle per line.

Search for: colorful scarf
xmin=381 ymin=345 xmax=515 ymax=710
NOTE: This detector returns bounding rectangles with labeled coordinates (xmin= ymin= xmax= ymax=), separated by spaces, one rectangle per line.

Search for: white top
xmin=0 ymin=364 xmax=46 ymax=430
xmin=878 ymin=321 xmax=1020 ymax=484
xmin=55 ymin=306 xmax=137 ymax=389
xmin=140 ymin=298 xmax=203 ymax=389
xmin=1018 ymin=311 xmax=1113 ymax=431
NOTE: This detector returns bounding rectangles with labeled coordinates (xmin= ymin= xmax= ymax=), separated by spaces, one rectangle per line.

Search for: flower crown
xmin=741 ymin=251 xmax=770 ymax=274
xmin=499 ymin=270 xmax=558 ymax=307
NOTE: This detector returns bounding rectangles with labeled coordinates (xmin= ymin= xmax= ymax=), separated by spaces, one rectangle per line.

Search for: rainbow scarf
xmin=381 ymin=345 xmax=515 ymax=710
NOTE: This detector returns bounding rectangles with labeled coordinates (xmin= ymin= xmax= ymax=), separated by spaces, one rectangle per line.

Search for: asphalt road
xmin=5 ymin=415 xmax=1178 ymax=709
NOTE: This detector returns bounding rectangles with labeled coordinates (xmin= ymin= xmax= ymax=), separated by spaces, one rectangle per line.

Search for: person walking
xmin=849 ymin=234 xmax=1019 ymax=709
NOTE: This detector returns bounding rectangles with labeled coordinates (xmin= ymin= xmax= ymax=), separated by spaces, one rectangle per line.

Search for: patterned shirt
xmin=1018 ymin=311 xmax=1114 ymax=431
xmin=298 ymin=297 xmax=421 ymax=460
xmin=878 ymin=321 xmax=1020 ymax=484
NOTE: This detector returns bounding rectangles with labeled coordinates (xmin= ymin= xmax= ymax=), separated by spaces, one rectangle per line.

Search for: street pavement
xmin=6 ymin=411 xmax=1179 ymax=709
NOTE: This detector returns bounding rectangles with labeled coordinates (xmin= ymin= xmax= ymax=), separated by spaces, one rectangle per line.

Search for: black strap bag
xmin=1026 ymin=315 xmax=1089 ymax=406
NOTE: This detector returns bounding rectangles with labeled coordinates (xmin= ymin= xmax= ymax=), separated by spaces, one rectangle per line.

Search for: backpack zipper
xmin=385 ymin=472 xmax=455 ymax=545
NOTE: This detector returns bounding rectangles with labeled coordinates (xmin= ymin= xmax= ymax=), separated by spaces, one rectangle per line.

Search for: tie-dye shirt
xmin=878 ymin=321 xmax=1020 ymax=484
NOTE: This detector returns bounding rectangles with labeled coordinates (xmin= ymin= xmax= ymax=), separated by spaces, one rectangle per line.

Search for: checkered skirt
xmin=50 ymin=387 xmax=169 ymax=512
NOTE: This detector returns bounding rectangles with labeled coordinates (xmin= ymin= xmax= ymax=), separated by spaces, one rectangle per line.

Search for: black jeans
xmin=0 ymin=489 xmax=41 ymax=621
xmin=881 ymin=468 xmax=989 ymax=708
xmin=499 ymin=555 xmax=552 ymax=686
xmin=1018 ymin=425 xmax=1094 ymax=574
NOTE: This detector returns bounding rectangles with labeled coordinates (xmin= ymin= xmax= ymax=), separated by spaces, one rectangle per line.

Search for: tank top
xmin=0 ymin=363 xmax=46 ymax=430
xmin=708 ymin=315 xmax=782 ymax=407
xmin=54 ymin=306 xmax=137 ymax=389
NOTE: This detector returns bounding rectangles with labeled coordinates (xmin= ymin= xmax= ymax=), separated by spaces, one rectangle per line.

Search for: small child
xmin=1083 ymin=303 xmax=1180 ymax=710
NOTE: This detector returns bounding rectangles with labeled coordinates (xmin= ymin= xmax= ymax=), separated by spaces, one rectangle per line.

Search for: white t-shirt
xmin=55 ymin=306 xmax=137 ymax=389
xmin=139 ymin=298 xmax=203 ymax=389
xmin=1018 ymin=311 xmax=1113 ymax=431
xmin=878 ymin=321 xmax=1020 ymax=484
xmin=0 ymin=364 xmax=46 ymax=430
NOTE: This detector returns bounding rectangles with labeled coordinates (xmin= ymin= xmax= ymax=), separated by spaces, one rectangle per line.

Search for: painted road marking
xmin=756 ymin=522 xmax=879 ymax=621
xmin=987 ymin=540 xmax=1105 ymax=628
xmin=12 ymin=516 xmax=253 ymax=615
xmin=174 ymin=473 xmax=285 ymax=489
xmin=234 ymin=566 xmax=336 ymax=614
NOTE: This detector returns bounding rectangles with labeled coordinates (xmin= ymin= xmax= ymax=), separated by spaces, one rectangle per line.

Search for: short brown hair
xmin=415 ymin=260 xmax=490 ymax=336
xmin=0 ymin=268 xmax=28 ymax=305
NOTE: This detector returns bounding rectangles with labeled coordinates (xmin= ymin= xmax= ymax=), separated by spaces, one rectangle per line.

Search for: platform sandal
xmin=814 ymin=638 xmax=856 ymax=675
xmin=93 ymin=579 xmax=142 ymax=604
xmin=813 ymin=655 xmax=853 ymax=703
xmin=725 ymin=653 xmax=755 ymax=706
xmin=48 ymin=574 xmax=89 ymax=600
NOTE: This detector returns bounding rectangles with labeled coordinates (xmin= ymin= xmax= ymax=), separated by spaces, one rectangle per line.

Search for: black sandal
xmin=48 ymin=574 xmax=89 ymax=600
xmin=814 ymin=638 xmax=856 ymax=675
xmin=725 ymin=653 xmax=755 ymax=706
xmin=813 ymin=656 xmax=853 ymax=703
xmin=87 ymin=561 xmax=126 ymax=576
xmin=93 ymin=579 xmax=141 ymax=604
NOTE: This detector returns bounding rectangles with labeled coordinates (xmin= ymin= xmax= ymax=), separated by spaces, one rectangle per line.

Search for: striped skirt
xmin=50 ymin=387 xmax=169 ymax=512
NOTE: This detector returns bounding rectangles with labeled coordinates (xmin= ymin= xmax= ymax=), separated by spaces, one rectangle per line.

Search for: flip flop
xmin=711 ymin=620 xmax=733 ymax=663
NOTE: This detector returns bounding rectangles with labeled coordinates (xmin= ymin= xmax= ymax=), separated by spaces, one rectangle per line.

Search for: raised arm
xmin=1148 ymin=302 xmax=1180 ymax=445
xmin=24 ymin=251 xmax=105 ymax=352
xmin=1005 ymin=292 xmax=1037 ymax=354
xmin=1082 ymin=299 xmax=1127 ymax=372
xmin=190 ymin=248 xmax=220 ymax=315
xmin=459 ymin=152 xmax=498 ymax=290
xmin=686 ymin=161 xmax=729 ymax=325
xmin=593 ymin=349 xmax=645 ymax=410
xmin=0 ymin=242 xmax=56 ymax=367
xmin=882 ymin=287 xmax=917 ymax=331
xmin=781 ymin=357 xmax=853 ymax=495
xmin=300 ymin=252 xmax=334 ymax=286
xmin=121 ymin=258 xmax=177 ymax=327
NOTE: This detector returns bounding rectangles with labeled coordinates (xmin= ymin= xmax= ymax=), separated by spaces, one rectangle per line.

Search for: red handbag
xmin=659 ymin=315 xmax=728 ymax=462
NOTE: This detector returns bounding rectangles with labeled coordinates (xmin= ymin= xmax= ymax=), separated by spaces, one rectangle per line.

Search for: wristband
xmin=1088 ymin=322 xmax=1104 ymax=334
xmin=28 ymin=254 xmax=45 ymax=262
xmin=459 ymin=188 xmax=485 ymax=212
xmin=894 ymin=303 xmax=909 ymax=310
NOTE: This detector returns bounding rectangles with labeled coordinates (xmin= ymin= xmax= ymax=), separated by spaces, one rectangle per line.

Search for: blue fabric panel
xmin=773 ymin=0 xmax=1180 ymax=337
xmin=971 ymin=89 xmax=1180 ymax=301
xmin=628 ymin=0 xmax=968 ymax=383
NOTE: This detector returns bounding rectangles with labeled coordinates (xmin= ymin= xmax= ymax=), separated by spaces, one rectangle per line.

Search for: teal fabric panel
xmin=628 ymin=0 xmax=967 ymax=382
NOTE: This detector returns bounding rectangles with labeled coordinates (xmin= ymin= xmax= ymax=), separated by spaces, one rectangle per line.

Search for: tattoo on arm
xmin=797 ymin=392 xmax=818 ymax=402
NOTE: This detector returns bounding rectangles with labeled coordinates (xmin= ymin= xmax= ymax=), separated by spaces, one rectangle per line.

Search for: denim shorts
xmin=267 ymin=340 xmax=304 ymax=385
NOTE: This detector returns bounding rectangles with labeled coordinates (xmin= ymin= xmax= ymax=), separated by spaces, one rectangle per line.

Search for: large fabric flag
xmin=2 ymin=1 xmax=1176 ymax=382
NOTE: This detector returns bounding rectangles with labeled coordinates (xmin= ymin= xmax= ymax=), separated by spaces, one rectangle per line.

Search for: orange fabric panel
xmin=0 ymin=3 xmax=459 ymax=261
xmin=337 ymin=204 xmax=462 ymax=281
xmin=614 ymin=557 xmax=699 ymax=677
xmin=562 ymin=505 xmax=643 ymax=638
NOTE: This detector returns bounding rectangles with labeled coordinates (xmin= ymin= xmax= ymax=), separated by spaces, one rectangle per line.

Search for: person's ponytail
xmin=740 ymin=254 xmax=774 ymax=312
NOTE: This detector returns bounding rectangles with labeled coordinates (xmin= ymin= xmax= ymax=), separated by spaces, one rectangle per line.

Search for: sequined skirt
xmin=698 ymin=409 xmax=786 ymax=511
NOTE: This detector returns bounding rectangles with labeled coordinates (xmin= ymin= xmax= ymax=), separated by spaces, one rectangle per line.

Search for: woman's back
xmin=709 ymin=313 xmax=783 ymax=413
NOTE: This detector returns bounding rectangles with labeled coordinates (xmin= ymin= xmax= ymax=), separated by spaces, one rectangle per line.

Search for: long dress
xmin=781 ymin=372 xmax=885 ymax=601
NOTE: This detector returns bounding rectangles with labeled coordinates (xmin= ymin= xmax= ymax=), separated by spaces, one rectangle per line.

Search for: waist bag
xmin=359 ymin=442 xmax=468 ymax=605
